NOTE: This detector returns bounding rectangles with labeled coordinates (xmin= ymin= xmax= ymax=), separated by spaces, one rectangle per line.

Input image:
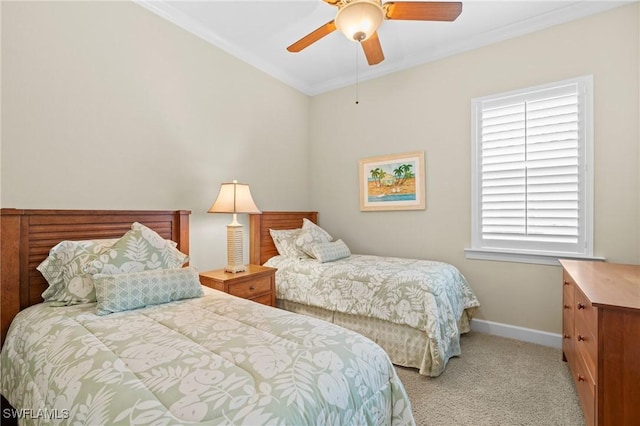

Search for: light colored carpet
xmin=395 ymin=332 xmax=585 ymax=426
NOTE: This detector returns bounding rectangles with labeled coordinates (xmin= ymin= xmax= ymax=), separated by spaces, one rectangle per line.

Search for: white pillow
xmin=295 ymin=218 xmax=333 ymax=257
xmin=38 ymin=239 xmax=118 ymax=305
xmin=270 ymin=228 xmax=309 ymax=259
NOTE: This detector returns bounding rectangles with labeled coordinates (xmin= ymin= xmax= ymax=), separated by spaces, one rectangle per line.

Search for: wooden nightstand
xmin=199 ymin=265 xmax=276 ymax=307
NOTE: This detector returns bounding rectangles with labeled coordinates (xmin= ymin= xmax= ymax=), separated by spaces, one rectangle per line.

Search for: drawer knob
xmin=563 ymin=334 xmax=571 ymax=339
xmin=564 ymin=280 xmax=570 ymax=286
xmin=577 ymin=303 xmax=585 ymax=310
xmin=249 ymin=286 xmax=256 ymax=291
xmin=577 ymin=334 xmax=586 ymax=342
xmin=578 ymin=374 xmax=585 ymax=382
xmin=563 ymin=304 xmax=570 ymax=310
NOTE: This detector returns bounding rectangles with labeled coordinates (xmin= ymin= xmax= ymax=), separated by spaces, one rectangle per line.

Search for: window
xmin=466 ymin=76 xmax=596 ymax=265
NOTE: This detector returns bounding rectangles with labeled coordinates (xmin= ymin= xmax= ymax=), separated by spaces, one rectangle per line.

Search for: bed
xmin=249 ymin=211 xmax=480 ymax=378
xmin=0 ymin=208 xmax=414 ymax=425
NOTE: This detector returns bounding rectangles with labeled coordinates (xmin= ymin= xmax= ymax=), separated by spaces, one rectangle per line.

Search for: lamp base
xmin=225 ymin=223 xmax=246 ymax=273
xmin=224 ymin=264 xmax=247 ymax=273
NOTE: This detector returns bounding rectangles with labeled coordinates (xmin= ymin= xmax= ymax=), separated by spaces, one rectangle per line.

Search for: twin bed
xmin=0 ymin=209 xmax=414 ymax=425
xmin=250 ymin=211 xmax=480 ymax=378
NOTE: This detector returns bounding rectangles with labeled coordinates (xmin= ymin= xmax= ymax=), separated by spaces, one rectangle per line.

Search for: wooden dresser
xmin=560 ymin=259 xmax=640 ymax=426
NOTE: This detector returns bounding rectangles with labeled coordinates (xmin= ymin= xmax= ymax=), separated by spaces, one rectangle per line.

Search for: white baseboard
xmin=470 ymin=319 xmax=562 ymax=349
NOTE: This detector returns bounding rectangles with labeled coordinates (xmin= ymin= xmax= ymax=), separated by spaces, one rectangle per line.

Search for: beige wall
xmin=0 ymin=1 xmax=311 ymax=271
xmin=308 ymin=4 xmax=639 ymax=333
xmin=2 ymin=1 xmax=638 ymax=335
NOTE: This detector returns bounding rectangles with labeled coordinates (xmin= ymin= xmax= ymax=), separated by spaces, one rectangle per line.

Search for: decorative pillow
xmin=310 ymin=239 xmax=351 ymax=263
xmin=94 ymin=266 xmax=203 ymax=315
xmin=83 ymin=222 xmax=189 ymax=275
xmin=38 ymin=239 xmax=118 ymax=305
xmin=270 ymin=228 xmax=310 ymax=259
xmin=295 ymin=218 xmax=334 ymax=257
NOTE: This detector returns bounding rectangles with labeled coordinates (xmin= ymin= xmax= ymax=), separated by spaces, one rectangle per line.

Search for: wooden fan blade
xmin=384 ymin=1 xmax=462 ymax=21
xmin=361 ymin=32 xmax=385 ymax=65
xmin=322 ymin=0 xmax=340 ymax=5
xmin=287 ymin=21 xmax=337 ymax=53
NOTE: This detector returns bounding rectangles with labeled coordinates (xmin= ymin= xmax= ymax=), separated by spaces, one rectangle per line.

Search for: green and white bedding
xmin=264 ymin=254 xmax=481 ymax=377
xmin=0 ymin=288 xmax=415 ymax=425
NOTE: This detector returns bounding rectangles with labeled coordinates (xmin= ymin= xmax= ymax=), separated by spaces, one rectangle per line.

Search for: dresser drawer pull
xmin=249 ymin=286 xmax=256 ymax=291
xmin=578 ymin=374 xmax=585 ymax=382
xmin=564 ymin=304 xmax=570 ymax=309
xmin=577 ymin=334 xmax=586 ymax=342
xmin=564 ymin=280 xmax=570 ymax=286
xmin=577 ymin=303 xmax=586 ymax=310
xmin=564 ymin=334 xmax=571 ymax=339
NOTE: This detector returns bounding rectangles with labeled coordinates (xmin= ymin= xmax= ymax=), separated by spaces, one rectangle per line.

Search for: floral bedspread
xmin=265 ymin=254 xmax=480 ymax=376
xmin=0 ymin=288 xmax=415 ymax=425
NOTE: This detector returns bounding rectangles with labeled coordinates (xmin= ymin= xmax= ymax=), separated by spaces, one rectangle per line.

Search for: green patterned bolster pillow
xmin=94 ymin=266 xmax=203 ymax=315
xmin=310 ymin=239 xmax=351 ymax=263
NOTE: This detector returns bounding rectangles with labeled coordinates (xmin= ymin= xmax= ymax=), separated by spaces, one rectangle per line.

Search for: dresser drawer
xmin=562 ymin=272 xmax=575 ymax=362
xmin=562 ymin=306 xmax=575 ymax=363
xmin=574 ymin=327 xmax=597 ymax=386
xmin=574 ymin=287 xmax=597 ymax=337
xmin=574 ymin=288 xmax=598 ymax=376
xmin=572 ymin=351 xmax=596 ymax=426
xmin=228 ymin=275 xmax=272 ymax=299
xmin=563 ymin=271 xmax=575 ymax=306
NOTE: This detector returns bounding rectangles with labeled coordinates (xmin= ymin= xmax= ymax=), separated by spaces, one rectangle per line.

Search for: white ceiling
xmin=135 ymin=0 xmax=632 ymax=95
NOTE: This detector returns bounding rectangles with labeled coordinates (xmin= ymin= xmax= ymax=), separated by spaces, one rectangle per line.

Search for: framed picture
xmin=359 ymin=151 xmax=426 ymax=211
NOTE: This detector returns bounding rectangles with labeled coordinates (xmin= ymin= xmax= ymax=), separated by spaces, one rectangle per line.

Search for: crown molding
xmin=134 ymin=1 xmax=634 ymax=96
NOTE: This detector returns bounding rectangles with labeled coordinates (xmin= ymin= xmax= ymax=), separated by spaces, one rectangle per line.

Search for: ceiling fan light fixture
xmin=335 ymin=0 xmax=383 ymax=42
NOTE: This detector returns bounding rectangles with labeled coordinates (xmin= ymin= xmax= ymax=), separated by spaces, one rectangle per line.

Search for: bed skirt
xmin=277 ymin=299 xmax=473 ymax=377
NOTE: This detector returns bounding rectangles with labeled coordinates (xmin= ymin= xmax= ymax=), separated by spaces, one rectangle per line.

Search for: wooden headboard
xmin=249 ymin=211 xmax=318 ymax=265
xmin=0 ymin=209 xmax=190 ymax=346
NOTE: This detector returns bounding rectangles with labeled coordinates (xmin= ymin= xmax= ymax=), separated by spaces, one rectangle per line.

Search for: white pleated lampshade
xmin=208 ymin=181 xmax=261 ymax=214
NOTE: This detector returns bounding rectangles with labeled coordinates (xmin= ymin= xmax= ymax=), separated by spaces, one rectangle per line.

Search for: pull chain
xmin=355 ymin=43 xmax=359 ymax=105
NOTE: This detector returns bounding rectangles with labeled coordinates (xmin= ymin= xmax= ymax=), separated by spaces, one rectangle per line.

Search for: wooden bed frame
xmin=0 ymin=209 xmax=190 ymax=347
xmin=249 ymin=211 xmax=317 ymax=265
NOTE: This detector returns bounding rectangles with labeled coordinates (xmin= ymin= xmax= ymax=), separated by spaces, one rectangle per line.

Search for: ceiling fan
xmin=287 ymin=0 xmax=463 ymax=66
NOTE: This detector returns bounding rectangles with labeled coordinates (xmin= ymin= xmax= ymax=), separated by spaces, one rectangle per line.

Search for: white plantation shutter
xmin=469 ymin=76 xmax=593 ymax=263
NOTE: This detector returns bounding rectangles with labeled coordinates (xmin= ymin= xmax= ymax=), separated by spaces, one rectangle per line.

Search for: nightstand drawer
xmin=228 ymin=276 xmax=272 ymax=299
xmin=199 ymin=265 xmax=276 ymax=307
xmin=248 ymin=293 xmax=273 ymax=306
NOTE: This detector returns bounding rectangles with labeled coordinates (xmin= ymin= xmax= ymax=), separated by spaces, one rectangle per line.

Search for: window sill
xmin=464 ymin=248 xmax=605 ymax=266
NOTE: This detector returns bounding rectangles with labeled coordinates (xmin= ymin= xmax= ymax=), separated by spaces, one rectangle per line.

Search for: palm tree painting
xmin=369 ymin=167 xmax=385 ymax=188
xmin=359 ymin=151 xmax=426 ymax=211
xmin=392 ymin=164 xmax=414 ymax=193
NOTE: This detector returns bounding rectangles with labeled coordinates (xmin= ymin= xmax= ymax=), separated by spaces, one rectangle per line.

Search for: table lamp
xmin=208 ymin=180 xmax=261 ymax=273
